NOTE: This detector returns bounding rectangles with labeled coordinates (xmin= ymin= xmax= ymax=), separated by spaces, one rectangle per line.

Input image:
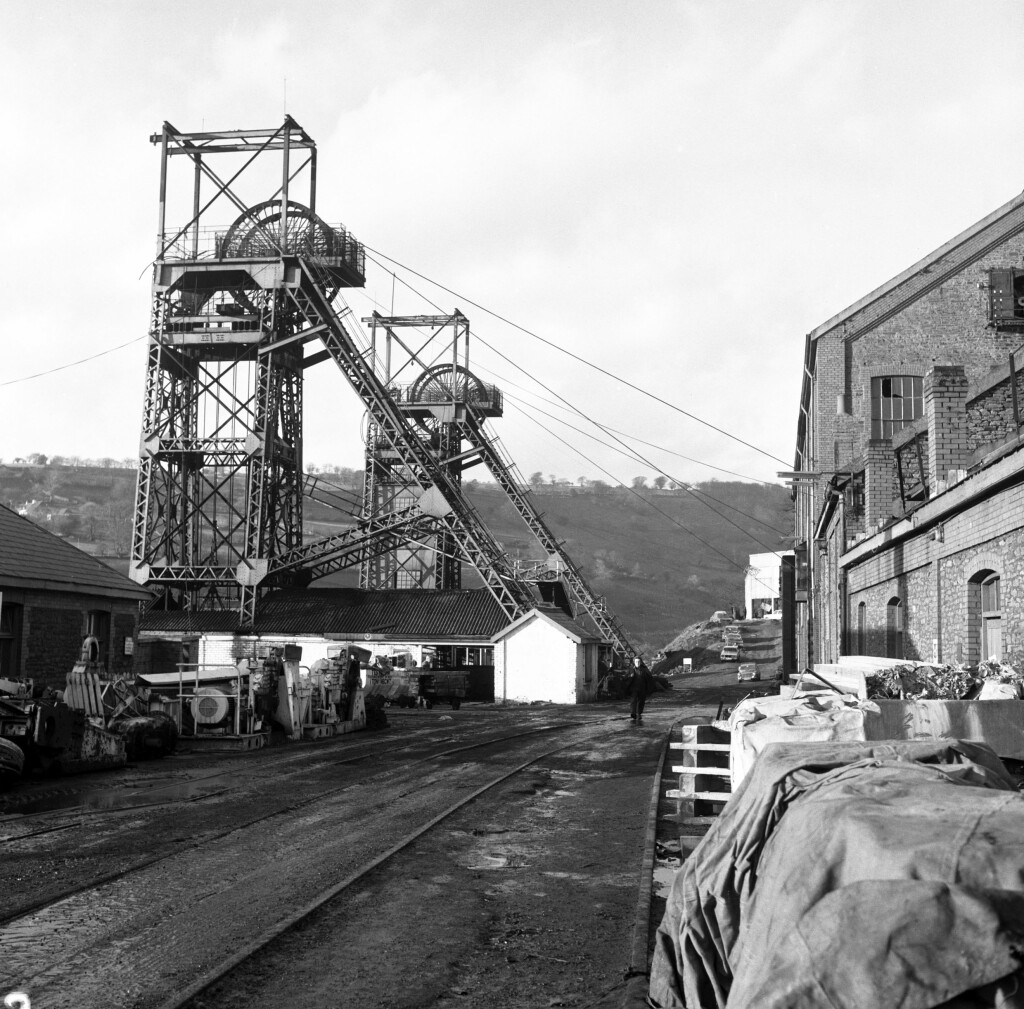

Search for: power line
xmin=0 ymin=336 xmax=147 ymax=388
xmin=468 ymin=358 xmax=773 ymax=484
xmin=362 ymin=250 xmax=788 ymax=559
xmin=508 ymin=401 xmax=751 ymax=573
xmin=473 ymin=328 xmax=786 ymax=558
xmin=361 ymin=243 xmax=790 ymax=467
xmin=499 ymin=386 xmax=788 ymax=536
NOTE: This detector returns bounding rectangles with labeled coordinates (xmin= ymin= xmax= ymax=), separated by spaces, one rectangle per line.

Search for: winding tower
xmin=359 ymin=311 xmax=503 ymax=591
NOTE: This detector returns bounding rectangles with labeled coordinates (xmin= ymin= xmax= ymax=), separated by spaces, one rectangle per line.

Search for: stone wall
xmin=0 ymin=587 xmax=141 ymax=690
xmin=845 ymin=476 xmax=1024 ymax=666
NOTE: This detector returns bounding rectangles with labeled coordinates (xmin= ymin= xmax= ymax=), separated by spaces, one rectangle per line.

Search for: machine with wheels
xmin=417 ymin=670 xmax=468 ymax=710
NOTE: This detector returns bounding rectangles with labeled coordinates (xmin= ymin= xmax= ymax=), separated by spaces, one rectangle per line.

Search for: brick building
xmin=791 ymin=188 xmax=1024 ymax=670
xmin=0 ymin=504 xmax=152 ymax=689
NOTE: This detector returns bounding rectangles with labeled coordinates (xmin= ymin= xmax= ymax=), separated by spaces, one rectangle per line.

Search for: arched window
xmin=886 ymin=598 xmax=903 ymax=659
xmin=857 ymin=601 xmax=867 ymax=655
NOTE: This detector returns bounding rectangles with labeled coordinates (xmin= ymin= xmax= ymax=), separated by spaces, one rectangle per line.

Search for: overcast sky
xmin=4 ymin=1 xmax=1024 ymax=488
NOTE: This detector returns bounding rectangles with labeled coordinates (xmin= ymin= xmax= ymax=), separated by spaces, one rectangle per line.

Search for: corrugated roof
xmin=0 ymin=503 xmax=152 ymax=600
xmin=140 ymin=587 xmax=508 ymax=640
xmin=139 ymin=610 xmax=240 ymax=633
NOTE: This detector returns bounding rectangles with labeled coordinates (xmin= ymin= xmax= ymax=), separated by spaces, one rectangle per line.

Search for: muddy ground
xmin=0 ymin=620 xmax=780 ymax=1008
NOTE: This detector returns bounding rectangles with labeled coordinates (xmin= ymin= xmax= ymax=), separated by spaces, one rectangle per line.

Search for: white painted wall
xmin=495 ymin=615 xmax=594 ymax=704
xmin=744 ymin=551 xmax=792 ymax=619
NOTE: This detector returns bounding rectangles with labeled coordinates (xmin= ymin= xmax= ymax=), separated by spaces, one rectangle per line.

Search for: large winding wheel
xmin=408 ymin=364 xmax=487 ymax=430
xmin=221 ymin=199 xmax=337 ymax=259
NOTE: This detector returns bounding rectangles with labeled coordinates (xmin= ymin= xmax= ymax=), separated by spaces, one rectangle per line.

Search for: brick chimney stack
xmin=864 ymin=440 xmax=896 ymax=530
xmin=925 ymin=365 xmax=968 ymax=494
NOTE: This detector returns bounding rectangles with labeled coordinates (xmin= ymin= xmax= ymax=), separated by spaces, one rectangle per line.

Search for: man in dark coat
xmin=627 ymin=657 xmax=653 ymax=722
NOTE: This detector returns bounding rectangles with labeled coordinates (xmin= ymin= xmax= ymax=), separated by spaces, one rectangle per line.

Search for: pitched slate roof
xmin=140 ymin=587 xmax=509 ymax=640
xmin=0 ymin=503 xmax=152 ymax=600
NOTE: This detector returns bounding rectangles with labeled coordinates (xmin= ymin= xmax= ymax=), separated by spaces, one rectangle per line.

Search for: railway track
xmin=0 ymin=719 xmax=616 ymax=1008
xmin=0 ymin=720 xmax=579 ymax=924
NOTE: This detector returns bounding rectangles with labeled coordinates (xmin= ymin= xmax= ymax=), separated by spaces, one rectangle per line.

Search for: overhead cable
xmin=1 ymin=336 xmax=147 ymax=388
xmin=361 ymin=243 xmax=790 ymax=467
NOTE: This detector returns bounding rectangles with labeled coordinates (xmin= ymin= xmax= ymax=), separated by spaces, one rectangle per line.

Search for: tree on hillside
xmin=106 ymin=479 xmax=135 ymax=557
xmin=529 ymin=471 xmax=543 ymax=488
xmin=81 ymin=502 xmax=103 ymax=541
xmin=653 ymin=476 xmax=667 ymax=490
xmin=632 ymin=475 xmax=648 ymax=489
xmin=28 ymin=453 xmax=47 ymax=466
xmin=36 ymin=469 xmax=63 ymax=502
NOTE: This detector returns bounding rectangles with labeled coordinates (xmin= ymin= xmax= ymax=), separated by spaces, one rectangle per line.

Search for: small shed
xmin=492 ymin=606 xmax=601 ymax=704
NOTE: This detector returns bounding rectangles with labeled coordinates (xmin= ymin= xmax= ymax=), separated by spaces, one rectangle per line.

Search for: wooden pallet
xmin=666 ymin=723 xmax=732 ymax=818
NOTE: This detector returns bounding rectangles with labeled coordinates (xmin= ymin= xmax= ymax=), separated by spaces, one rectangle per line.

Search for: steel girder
xmin=456 ymin=411 xmax=640 ymax=664
xmin=132 ymin=279 xmax=305 ymax=615
xmin=360 ymin=420 xmax=462 ymax=591
xmin=285 ymin=262 xmax=536 ymax=620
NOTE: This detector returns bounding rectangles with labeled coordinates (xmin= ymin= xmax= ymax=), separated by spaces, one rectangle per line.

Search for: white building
xmin=744 ymin=551 xmax=792 ymax=620
xmin=492 ymin=607 xmax=601 ymax=704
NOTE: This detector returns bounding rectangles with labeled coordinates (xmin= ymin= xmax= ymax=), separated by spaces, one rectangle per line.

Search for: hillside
xmin=0 ymin=463 xmax=792 ymax=657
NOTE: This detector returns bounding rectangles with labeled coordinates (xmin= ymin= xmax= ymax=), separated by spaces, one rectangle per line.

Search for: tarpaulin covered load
xmin=727 ymin=693 xmax=875 ymax=788
xmin=649 ymin=740 xmax=1024 ymax=1009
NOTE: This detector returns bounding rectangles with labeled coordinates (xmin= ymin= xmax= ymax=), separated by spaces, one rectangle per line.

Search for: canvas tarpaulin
xmin=648 ymin=739 xmax=1024 ymax=1008
xmin=727 ymin=692 xmax=875 ymax=788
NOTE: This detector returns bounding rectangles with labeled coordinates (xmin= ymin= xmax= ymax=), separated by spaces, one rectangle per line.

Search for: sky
xmin=4 ymin=1 xmax=1024 ymax=489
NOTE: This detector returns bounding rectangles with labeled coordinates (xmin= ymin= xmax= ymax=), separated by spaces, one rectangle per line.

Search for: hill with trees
xmin=0 ymin=460 xmax=792 ymax=657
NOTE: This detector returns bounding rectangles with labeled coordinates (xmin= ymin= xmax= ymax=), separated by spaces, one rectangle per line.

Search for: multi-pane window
xmin=982 ymin=575 xmax=1000 ymax=613
xmin=870 ymin=376 xmax=923 ymax=440
xmin=982 ymin=574 xmax=1002 ymax=662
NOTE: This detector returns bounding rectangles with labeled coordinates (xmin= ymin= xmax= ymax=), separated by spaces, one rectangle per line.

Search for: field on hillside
xmin=0 ymin=464 xmax=792 ymax=658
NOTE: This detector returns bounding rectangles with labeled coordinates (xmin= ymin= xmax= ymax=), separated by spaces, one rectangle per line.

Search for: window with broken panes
xmin=870 ymin=375 xmax=923 ymax=440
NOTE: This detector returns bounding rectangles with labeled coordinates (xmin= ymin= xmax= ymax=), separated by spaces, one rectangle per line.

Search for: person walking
xmin=627 ymin=656 xmax=652 ymax=723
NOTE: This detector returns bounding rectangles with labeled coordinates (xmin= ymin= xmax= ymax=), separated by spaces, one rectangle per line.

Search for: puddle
xmin=467 ymin=852 xmax=530 ymax=870
xmin=9 ymin=781 xmax=230 ymax=816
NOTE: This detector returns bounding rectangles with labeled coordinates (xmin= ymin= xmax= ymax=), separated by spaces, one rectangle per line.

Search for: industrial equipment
xmin=0 ymin=640 xmax=130 ymax=782
xmin=141 ymin=644 xmax=367 ymax=747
